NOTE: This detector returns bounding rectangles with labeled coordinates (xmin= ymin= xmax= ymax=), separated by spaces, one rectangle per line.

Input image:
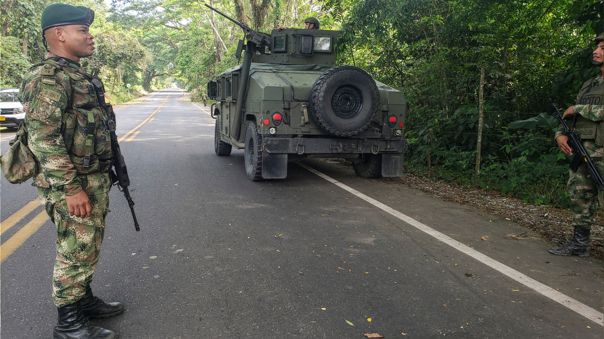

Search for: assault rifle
xmin=91 ymin=78 xmax=141 ymax=231
xmin=204 ymin=3 xmax=271 ymax=47
xmin=552 ymin=103 xmax=604 ymax=189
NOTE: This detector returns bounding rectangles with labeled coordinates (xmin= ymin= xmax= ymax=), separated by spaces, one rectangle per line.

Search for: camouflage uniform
xmin=21 ymin=57 xmax=114 ymax=307
xmin=565 ymin=76 xmax=604 ymax=233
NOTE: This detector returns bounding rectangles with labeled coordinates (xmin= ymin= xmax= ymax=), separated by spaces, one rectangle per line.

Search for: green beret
xmin=41 ymin=3 xmax=95 ymax=32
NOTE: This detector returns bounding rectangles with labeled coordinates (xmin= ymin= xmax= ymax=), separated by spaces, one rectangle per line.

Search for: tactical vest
xmin=39 ymin=58 xmax=113 ymax=175
xmin=573 ymin=76 xmax=604 ymax=146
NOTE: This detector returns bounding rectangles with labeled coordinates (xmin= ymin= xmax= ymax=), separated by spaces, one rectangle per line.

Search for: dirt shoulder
xmin=399 ymin=173 xmax=604 ymax=259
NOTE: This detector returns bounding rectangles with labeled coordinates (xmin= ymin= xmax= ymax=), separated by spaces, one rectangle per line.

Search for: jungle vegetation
xmin=1 ymin=0 xmax=603 ymax=207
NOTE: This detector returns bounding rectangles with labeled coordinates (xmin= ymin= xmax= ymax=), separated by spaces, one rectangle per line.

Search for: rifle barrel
xmin=204 ymin=3 xmax=248 ymax=30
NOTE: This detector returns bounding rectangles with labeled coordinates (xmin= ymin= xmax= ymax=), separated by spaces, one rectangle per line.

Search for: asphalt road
xmin=1 ymin=90 xmax=603 ymax=338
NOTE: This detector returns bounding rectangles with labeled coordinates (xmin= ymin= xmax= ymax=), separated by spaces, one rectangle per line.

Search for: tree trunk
xmin=250 ymin=0 xmax=271 ymax=29
xmin=209 ymin=0 xmax=223 ymax=62
xmin=234 ymin=0 xmax=248 ymax=26
xmin=475 ymin=67 xmax=486 ymax=177
xmin=21 ymin=36 xmax=28 ymax=56
xmin=143 ymin=68 xmax=154 ymax=92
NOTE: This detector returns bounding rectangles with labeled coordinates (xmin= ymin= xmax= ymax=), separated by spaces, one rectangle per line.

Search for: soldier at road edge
xmin=552 ymin=32 xmax=604 ymax=257
xmin=21 ymin=3 xmax=123 ymax=338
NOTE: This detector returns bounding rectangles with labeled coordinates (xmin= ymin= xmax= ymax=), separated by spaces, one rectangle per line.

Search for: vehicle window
xmin=313 ymin=37 xmax=331 ymax=52
xmin=0 ymin=92 xmax=18 ymax=102
xmin=273 ymin=36 xmax=287 ymax=53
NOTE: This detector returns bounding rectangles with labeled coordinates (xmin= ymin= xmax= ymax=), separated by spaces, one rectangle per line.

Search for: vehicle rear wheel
xmin=309 ymin=66 xmax=380 ymax=136
xmin=352 ymin=154 xmax=382 ymax=178
xmin=244 ymin=121 xmax=263 ymax=181
xmin=214 ymin=118 xmax=232 ymax=156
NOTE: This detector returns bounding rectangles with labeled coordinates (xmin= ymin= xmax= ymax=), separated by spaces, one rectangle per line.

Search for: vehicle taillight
xmin=272 ymin=112 xmax=283 ymax=125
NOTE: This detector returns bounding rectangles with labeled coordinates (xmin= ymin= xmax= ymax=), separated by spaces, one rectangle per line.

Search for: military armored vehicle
xmin=206 ymin=5 xmax=408 ymax=181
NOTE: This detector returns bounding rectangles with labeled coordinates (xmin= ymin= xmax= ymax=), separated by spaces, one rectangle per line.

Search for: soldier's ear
xmin=52 ymin=27 xmax=66 ymax=43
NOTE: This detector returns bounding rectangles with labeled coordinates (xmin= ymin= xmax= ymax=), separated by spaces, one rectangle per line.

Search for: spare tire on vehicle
xmin=309 ymin=66 xmax=380 ymax=136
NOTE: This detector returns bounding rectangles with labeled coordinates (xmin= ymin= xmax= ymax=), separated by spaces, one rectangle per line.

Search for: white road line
xmin=300 ymin=164 xmax=604 ymax=326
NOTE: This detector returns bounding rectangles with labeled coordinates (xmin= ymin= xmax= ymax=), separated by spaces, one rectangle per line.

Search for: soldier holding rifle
xmin=552 ymin=33 xmax=604 ymax=257
xmin=20 ymin=3 xmax=136 ymax=338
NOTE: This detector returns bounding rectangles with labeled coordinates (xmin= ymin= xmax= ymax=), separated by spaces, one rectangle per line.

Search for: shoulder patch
xmin=41 ymin=64 xmax=57 ymax=76
xmin=41 ymin=77 xmax=56 ymax=85
xmin=27 ymin=86 xmax=66 ymax=122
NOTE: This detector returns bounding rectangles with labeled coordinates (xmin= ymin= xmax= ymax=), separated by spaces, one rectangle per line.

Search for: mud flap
xmin=262 ymin=153 xmax=288 ymax=179
xmin=381 ymin=154 xmax=403 ymax=177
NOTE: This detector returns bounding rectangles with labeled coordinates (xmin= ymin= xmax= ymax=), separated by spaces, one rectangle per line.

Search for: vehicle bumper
xmin=262 ymin=136 xmax=407 ymax=155
xmin=0 ymin=116 xmax=23 ymax=128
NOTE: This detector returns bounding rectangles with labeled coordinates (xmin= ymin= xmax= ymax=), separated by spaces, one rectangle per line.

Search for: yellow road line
xmin=124 ymin=130 xmax=140 ymax=143
xmin=0 ymin=199 xmax=41 ymax=236
xmin=0 ymin=212 xmax=48 ymax=263
xmin=118 ymin=107 xmax=159 ymax=142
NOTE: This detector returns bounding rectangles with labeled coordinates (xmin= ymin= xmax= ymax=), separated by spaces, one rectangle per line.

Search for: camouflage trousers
xmin=37 ymin=172 xmax=112 ymax=307
xmin=567 ymin=158 xmax=604 ymax=232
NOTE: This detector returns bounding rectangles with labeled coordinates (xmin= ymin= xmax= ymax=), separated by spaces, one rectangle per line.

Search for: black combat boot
xmin=548 ymin=227 xmax=590 ymax=257
xmin=54 ymin=302 xmax=115 ymax=339
xmin=80 ymin=286 xmax=125 ymax=319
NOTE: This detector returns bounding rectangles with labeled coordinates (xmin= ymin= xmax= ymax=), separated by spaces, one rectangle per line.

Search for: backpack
xmin=0 ymin=121 xmax=38 ymax=183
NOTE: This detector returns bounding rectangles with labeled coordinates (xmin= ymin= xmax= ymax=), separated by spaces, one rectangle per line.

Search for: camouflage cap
xmin=41 ymin=3 xmax=94 ymax=32
xmin=304 ymin=17 xmax=320 ymax=29
xmin=596 ymin=33 xmax=604 ymax=44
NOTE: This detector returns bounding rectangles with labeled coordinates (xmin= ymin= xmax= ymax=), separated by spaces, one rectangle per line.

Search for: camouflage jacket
xmin=20 ymin=57 xmax=114 ymax=195
xmin=574 ymin=75 xmax=604 ymax=121
xmin=555 ymin=75 xmax=604 ymax=156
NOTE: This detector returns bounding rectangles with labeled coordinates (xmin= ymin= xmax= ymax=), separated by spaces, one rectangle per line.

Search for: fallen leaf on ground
xmin=505 ymin=233 xmax=520 ymax=240
xmin=366 ymin=316 xmax=372 ymax=323
xmin=464 ymin=272 xmax=473 ymax=277
xmin=363 ymin=333 xmax=384 ymax=339
xmin=345 ymin=319 xmax=355 ymax=327
xmin=480 ymin=236 xmax=488 ymax=241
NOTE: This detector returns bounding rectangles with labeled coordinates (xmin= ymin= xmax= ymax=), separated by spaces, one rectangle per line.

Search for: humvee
xmin=206 ymin=6 xmax=408 ymax=181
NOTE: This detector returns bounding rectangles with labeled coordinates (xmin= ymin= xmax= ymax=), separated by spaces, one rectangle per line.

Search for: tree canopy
xmin=1 ymin=0 xmax=602 ymax=206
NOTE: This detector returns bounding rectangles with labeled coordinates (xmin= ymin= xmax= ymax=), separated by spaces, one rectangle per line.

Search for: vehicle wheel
xmin=244 ymin=121 xmax=263 ymax=181
xmin=352 ymin=154 xmax=382 ymax=178
xmin=309 ymin=66 xmax=380 ymax=136
xmin=214 ymin=118 xmax=232 ymax=156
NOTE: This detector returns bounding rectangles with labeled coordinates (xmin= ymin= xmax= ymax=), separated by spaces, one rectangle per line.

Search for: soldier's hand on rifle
xmin=66 ymin=190 xmax=92 ymax=218
xmin=563 ymin=106 xmax=576 ymax=119
xmin=556 ymin=134 xmax=573 ymax=156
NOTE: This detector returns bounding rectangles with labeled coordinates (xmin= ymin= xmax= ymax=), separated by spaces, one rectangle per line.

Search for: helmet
xmin=304 ymin=17 xmax=320 ymax=29
xmin=595 ymin=32 xmax=604 ymax=44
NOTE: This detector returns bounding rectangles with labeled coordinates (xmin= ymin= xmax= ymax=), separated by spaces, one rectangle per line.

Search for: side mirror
xmin=207 ymin=81 xmax=218 ymax=100
xmin=300 ymin=35 xmax=313 ymax=55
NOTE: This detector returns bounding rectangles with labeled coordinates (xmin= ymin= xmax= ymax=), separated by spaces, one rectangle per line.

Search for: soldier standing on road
xmin=304 ymin=17 xmax=320 ymax=30
xmin=21 ymin=3 xmax=123 ymax=338
xmin=552 ymin=33 xmax=604 ymax=257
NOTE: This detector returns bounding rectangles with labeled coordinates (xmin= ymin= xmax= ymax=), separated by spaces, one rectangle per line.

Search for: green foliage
xmin=324 ymin=0 xmax=602 ymax=207
xmin=2 ymin=0 xmax=602 ymax=207
xmin=0 ymin=36 xmax=31 ymax=87
xmin=480 ymin=152 xmax=569 ymax=206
